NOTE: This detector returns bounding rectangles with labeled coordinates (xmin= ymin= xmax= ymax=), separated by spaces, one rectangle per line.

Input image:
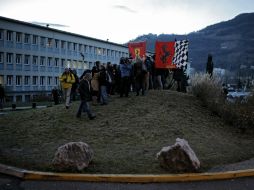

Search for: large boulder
xmin=156 ymin=138 xmax=200 ymax=172
xmin=52 ymin=142 xmax=93 ymax=171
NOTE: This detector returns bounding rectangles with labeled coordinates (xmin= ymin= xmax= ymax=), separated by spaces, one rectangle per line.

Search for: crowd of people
xmin=0 ymin=55 xmax=187 ymax=115
xmin=58 ymin=56 xmax=189 ymax=120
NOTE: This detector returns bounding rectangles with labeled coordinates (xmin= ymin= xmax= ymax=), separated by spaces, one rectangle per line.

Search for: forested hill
xmin=128 ymin=13 xmax=254 ymax=72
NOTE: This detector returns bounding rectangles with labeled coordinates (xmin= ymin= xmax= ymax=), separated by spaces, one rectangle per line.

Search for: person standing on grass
xmin=133 ymin=57 xmax=146 ymax=96
xmin=51 ymin=86 xmax=60 ymax=105
xmin=119 ymin=57 xmax=132 ymax=97
xmin=70 ymin=69 xmax=79 ymax=102
xmin=91 ymin=66 xmax=100 ymax=105
xmin=98 ymin=65 xmax=108 ymax=105
xmin=59 ymin=68 xmax=75 ymax=109
xmin=0 ymin=84 xmax=5 ymax=110
xmin=76 ymin=73 xmax=96 ymax=119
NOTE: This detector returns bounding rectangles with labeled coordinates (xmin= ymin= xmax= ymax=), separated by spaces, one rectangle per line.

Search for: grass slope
xmin=0 ymin=90 xmax=254 ymax=174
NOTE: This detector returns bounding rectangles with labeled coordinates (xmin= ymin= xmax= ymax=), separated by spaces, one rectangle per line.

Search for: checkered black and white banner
xmin=173 ymin=40 xmax=189 ymax=68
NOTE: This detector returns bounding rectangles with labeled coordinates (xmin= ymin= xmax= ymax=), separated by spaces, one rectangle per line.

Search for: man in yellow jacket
xmin=59 ymin=68 xmax=75 ymax=109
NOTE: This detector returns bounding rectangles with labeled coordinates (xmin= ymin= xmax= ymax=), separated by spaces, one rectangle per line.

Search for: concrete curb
xmin=1 ymin=163 xmax=254 ymax=183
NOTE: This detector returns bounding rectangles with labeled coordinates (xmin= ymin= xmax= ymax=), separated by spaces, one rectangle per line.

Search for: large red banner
xmin=128 ymin=41 xmax=146 ymax=59
xmin=155 ymin=41 xmax=176 ymax=69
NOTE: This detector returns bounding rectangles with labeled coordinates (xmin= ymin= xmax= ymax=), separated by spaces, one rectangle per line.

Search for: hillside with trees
xmin=128 ymin=13 xmax=254 ymax=73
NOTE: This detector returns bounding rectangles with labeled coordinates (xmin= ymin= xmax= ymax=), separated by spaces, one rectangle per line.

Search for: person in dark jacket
xmin=70 ymin=69 xmax=79 ymax=101
xmin=119 ymin=57 xmax=132 ymax=97
xmin=76 ymin=73 xmax=96 ymax=119
xmin=133 ymin=58 xmax=146 ymax=95
xmin=99 ymin=65 xmax=108 ymax=105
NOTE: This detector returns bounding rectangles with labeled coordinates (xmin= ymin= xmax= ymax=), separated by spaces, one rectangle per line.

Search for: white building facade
xmin=0 ymin=16 xmax=129 ymax=102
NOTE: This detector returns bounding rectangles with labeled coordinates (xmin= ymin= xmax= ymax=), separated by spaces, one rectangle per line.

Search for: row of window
xmin=6 ymin=75 xmax=59 ymax=86
xmin=0 ymin=29 xmax=128 ymax=57
xmin=0 ymin=52 xmax=86 ymax=67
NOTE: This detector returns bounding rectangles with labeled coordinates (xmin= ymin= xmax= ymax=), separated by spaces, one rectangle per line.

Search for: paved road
xmin=1 ymin=174 xmax=254 ymax=190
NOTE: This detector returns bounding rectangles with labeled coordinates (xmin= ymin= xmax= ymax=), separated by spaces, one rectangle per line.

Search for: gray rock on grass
xmin=157 ymin=138 xmax=200 ymax=172
xmin=52 ymin=142 xmax=93 ymax=171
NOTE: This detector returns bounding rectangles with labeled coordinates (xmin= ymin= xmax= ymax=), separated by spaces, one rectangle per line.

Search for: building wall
xmin=0 ymin=16 xmax=129 ymax=102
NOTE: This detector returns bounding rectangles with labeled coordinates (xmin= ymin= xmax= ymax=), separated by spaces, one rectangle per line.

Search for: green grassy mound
xmin=1 ymin=90 xmax=254 ymax=174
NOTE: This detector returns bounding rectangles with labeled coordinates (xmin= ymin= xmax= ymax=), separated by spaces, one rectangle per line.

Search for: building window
xmin=6 ymin=53 xmax=13 ymax=63
xmin=67 ymin=60 xmax=71 ymax=68
xmin=24 ymin=55 xmax=30 ymax=65
xmin=55 ymin=39 xmax=59 ymax=48
xmin=61 ymin=59 xmax=65 ymax=67
xmin=67 ymin=42 xmax=71 ymax=50
xmin=25 ymin=95 xmax=31 ymax=102
xmin=32 ymin=76 xmax=38 ymax=85
xmin=47 ymin=38 xmax=53 ymax=47
xmin=61 ymin=41 xmax=65 ymax=49
xmin=77 ymin=61 xmax=81 ymax=69
xmin=0 ymin=52 xmax=3 ymax=63
xmin=97 ymin=48 xmax=102 ymax=55
xmin=79 ymin=44 xmax=82 ymax=51
xmin=40 ymin=56 xmax=45 ymax=66
xmin=16 ymin=54 xmax=22 ymax=64
xmin=24 ymin=34 xmax=30 ymax=44
xmin=73 ymin=43 xmax=77 ymax=51
xmin=84 ymin=45 xmax=87 ymax=52
xmin=32 ymin=35 xmax=38 ymax=44
xmin=0 ymin=30 xmax=3 ymax=40
xmin=89 ymin=46 xmax=92 ymax=53
xmin=7 ymin=31 xmax=13 ymax=41
xmin=48 ymin=57 xmax=52 ymax=66
xmin=33 ymin=56 xmax=38 ymax=65
xmin=48 ymin=77 xmax=52 ymax=86
xmin=7 ymin=75 xmax=13 ymax=86
xmin=40 ymin=76 xmax=45 ymax=85
xmin=16 ymin=32 xmax=22 ymax=43
xmin=16 ymin=75 xmax=22 ymax=86
xmin=40 ymin=37 xmax=46 ymax=47
xmin=24 ymin=76 xmax=30 ymax=85
xmin=54 ymin=77 xmax=58 ymax=85
xmin=73 ymin=60 xmax=77 ymax=68
xmin=54 ymin=58 xmax=59 ymax=67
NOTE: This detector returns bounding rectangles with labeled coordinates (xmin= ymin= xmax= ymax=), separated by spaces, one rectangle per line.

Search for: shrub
xmin=220 ymin=100 xmax=254 ymax=132
xmin=190 ymin=73 xmax=223 ymax=106
xmin=190 ymin=73 xmax=254 ymax=132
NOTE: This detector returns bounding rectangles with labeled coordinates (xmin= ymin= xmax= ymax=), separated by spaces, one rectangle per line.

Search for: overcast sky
xmin=0 ymin=0 xmax=253 ymax=44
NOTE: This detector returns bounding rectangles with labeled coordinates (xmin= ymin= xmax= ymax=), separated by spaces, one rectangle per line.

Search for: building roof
xmin=0 ymin=16 xmax=128 ymax=49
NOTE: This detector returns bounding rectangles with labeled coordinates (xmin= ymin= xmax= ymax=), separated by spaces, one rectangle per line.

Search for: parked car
xmin=227 ymin=90 xmax=252 ymax=103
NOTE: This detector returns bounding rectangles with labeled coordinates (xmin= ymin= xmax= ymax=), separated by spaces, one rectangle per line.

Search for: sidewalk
xmin=1 ymin=173 xmax=254 ymax=190
xmin=2 ymin=161 xmax=254 ymax=190
xmin=0 ymin=105 xmax=48 ymax=112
